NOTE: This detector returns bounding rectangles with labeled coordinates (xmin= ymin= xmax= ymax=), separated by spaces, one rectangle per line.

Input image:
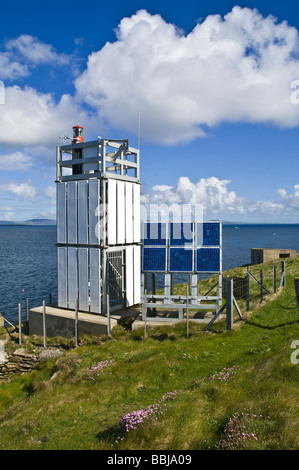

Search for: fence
xmin=204 ymin=261 xmax=287 ymax=332
xmin=0 ymin=263 xmax=293 ymax=344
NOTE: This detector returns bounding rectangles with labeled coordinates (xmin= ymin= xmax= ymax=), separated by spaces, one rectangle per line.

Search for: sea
xmin=0 ymin=224 xmax=299 ymax=324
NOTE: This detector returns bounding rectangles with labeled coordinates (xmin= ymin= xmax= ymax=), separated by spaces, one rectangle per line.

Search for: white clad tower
xmin=56 ymin=126 xmax=141 ymax=314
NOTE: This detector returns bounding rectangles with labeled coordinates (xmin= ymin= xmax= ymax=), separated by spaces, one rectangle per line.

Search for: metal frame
xmin=56 ymin=137 xmax=140 ymax=315
xmin=141 ymin=221 xmax=222 ymax=321
xmin=56 ymin=138 xmax=139 ymax=183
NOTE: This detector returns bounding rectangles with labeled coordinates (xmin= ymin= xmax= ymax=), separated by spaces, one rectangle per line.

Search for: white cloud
xmin=75 ymin=7 xmax=299 ymax=144
xmin=0 ymin=151 xmax=33 ymax=171
xmin=0 ymin=206 xmax=15 ymax=221
xmin=0 ymin=86 xmax=95 ymax=146
xmin=0 ymin=182 xmax=36 ymax=199
xmin=0 ymin=52 xmax=29 ymax=80
xmin=148 ymin=176 xmax=245 ymax=216
xmin=6 ymin=34 xmax=70 ymax=66
xmin=276 ymin=183 xmax=299 ymax=209
xmin=142 ymin=176 xmax=299 ymax=221
xmin=43 ymin=185 xmax=56 ymax=204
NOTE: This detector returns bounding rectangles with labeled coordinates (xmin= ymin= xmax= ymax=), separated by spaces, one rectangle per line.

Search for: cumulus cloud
xmin=6 ymin=34 xmax=70 ymax=66
xmin=276 ymin=183 xmax=299 ymax=209
xmin=75 ymin=7 xmax=299 ymax=144
xmin=0 ymin=52 xmax=29 ymax=80
xmin=0 ymin=35 xmax=71 ymax=81
xmin=43 ymin=185 xmax=56 ymax=204
xmin=0 ymin=182 xmax=37 ymax=199
xmin=142 ymin=176 xmax=299 ymax=221
xmin=0 ymin=206 xmax=15 ymax=221
xmin=146 ymin=176 xmax=245 ymax=216
xmin=0 ymin=151 xmax=33 ymax=171
xmin=0 ymin=86 xmax=95 ymax=146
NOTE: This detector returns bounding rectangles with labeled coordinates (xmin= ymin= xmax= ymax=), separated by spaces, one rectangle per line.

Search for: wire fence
xmin=204 ymin=261 xmax=287 ymax=332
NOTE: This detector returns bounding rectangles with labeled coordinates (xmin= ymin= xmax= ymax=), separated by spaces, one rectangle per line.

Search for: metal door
xmin=107 ymin=250 xmax=124 ymax=310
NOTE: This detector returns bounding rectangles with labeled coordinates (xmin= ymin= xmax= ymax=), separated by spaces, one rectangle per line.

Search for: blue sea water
xmin=0 ymin=224 xmax=298 ymax=323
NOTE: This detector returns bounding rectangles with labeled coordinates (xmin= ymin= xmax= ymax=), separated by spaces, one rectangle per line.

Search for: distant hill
xmin=25 ymin=219 xmax=56 ymax=225
xmin=0 ymin=219 xmax=56 ymax=226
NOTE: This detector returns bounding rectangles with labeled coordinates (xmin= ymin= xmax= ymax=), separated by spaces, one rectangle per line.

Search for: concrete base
xmin=29 ymin=306 xmax=120 ymax=339
xmin=29 ymin=304 xmax=223 ymax=339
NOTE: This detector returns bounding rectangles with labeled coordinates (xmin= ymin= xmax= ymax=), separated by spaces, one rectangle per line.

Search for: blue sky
xmin=1 ymin=0 xmax=299 ymax=222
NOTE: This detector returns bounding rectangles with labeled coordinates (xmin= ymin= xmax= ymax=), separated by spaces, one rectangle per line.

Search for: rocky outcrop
xmin=0 ymin=347 xmax=63 ymax=380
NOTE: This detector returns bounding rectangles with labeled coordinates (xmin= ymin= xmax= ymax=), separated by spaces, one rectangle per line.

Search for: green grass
xmin=0 ymin=256 xmax=299 ymax=450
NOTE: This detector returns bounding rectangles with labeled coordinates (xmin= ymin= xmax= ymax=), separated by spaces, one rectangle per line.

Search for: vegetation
xmin=0 ymin=256 xmax=299 ymax=450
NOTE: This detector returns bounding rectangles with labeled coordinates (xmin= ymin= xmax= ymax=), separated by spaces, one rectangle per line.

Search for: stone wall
xmin=0 ymin=347 xmax=63 ymax=380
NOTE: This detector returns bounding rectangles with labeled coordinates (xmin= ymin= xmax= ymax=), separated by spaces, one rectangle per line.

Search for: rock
xmin=38 ymin=348 xmax=64 ymax=362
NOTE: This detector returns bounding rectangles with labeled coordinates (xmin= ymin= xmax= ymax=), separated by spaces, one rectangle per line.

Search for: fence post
xmin=18 ymin=303 xmax=22 ymax=345
xmin=144 ymin=289 xmax=147 ymax=339
xmin=281 ymin=261 xmax=286 ymax=288
xmin=273 ymin=265 xmax=276 ymax=293
xmin=294 ymin=278 xmax=299 ymax=322
xmin=75 ymin=298 xmax=79 ymax=347
xmin=26 ymin=298 xmax=29 ymax=322
xmin=260 ymin=270 xmax=263 ymax=302
xmin=226 ymin=279 xmax=233 ymax=331
xmin=246 ymin=271 xmax=250 ymax=311
xmin=107 ymin=294 xmax=111 ymax=338
xmin=42 ymin=300 xmax=46 ymax=348
xmin=186 ymin=285 xmax=189 ymax=338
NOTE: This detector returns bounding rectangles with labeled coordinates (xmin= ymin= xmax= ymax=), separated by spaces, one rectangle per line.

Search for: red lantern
xmin=72 ymin=125 xmax=84 ymax=144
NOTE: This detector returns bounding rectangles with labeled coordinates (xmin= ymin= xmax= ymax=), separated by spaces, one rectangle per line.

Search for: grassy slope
xmin=0 ymin=256 xmax=299 ymax=450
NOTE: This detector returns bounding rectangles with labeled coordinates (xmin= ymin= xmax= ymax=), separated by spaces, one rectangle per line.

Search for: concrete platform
xmin=29 ymin=305 xmax=121 ymax=338
xmin=29 ymin=304 xmax=223 ymax=339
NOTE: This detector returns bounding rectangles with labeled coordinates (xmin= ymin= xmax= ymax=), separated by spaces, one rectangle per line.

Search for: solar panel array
xmin=142 ymin=222 xmax=221 ymax=273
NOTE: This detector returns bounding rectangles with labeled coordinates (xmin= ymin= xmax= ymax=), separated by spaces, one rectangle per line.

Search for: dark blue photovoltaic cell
xmin=196 ymin=222 xmax=220 ymax=246
xmin=196 ymin=248 xmax=220 ymax=272
xmin=142 ymin=247 xmax=166 ymax=271
xmin=170 ymin=223 xmax=193 ymax=246
xmin=142 ymin=223 xmax=167 ymax=246
xmin=169 ymin=248 xmax=193 ymax=272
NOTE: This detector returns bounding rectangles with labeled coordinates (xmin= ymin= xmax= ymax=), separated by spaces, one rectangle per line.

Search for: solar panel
xmin=169 ymin=247 xmax=193 ymax=272
xmin=196 ymin=248 xmax=220 ymax=272
xmin=142 ymin=222 xmax=167 ymax=246
xmin=142 ymin=247 xmax=166 ymax=271
xmin=196 ymin=222 xmax=220 ymax=246
xmin=170 ymin=222 xmax=193 ymax=246
xmin=142 ymin=222 xmax=221 ymax=274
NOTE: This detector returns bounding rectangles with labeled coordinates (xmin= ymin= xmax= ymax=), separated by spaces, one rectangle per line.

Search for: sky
xmin=1 ymin=0 xmax=299 ymax=223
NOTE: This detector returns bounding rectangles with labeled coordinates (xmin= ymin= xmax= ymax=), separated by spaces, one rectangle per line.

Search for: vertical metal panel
xmin=126 ymin=246 xmax=134 ymax=307
xmin=117 ymin=180 xmax=125 ymax=244
xmin=78 ymin=248 xmax=89 ymax=311
xmin=67 ymin=182 xmax=77 ymax=244
xmin=82 ymin=146 xmax=98 ymax=173
xmin=90 ymin=248 xmax=101 ymax=313
xmin=125 ymin=182 xmax=133 ymax=243
xmin=108 ymin=179 xmax=117 ymax=245
xmin=78 ymin=181 xmax=88 ymax=245
xmin=133 ymin=245 xmax=141 ymax=305
xmin=57 ymin=247 xmax=67 ymax=308
xmin=133 ymin=183 xmax=140 ymax=243
xmin=67 ymin=247 xmax=78 ymax=309
xmin=57 ymin=183 xmax=66 ymax=243
xmin=89 ymin=179 xmax=100 ymax=245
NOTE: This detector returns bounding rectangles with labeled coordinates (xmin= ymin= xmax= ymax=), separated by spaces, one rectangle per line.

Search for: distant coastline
xmin=0 ymin=219 xmax=56 ymax=226
xmin=0 ymin=220 xmax=298 ymax=227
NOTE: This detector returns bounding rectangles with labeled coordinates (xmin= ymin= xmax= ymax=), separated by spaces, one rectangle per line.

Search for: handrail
xmin=0 ymin=314 xmax=16 ymax=329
